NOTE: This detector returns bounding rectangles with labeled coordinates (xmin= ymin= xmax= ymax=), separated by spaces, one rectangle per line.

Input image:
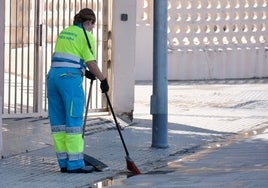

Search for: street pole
xmin=151 ymin=0 xmax=168 ymax=148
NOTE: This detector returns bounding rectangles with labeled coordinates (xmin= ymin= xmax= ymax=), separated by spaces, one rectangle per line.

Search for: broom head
xmin=126 ymin=156 xmax=142 ymax=174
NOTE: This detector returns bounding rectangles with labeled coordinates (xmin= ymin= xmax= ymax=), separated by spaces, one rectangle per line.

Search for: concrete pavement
xmin=0 ymin=78 xmax=268 ymax=187
xmin=110 ymin=125 xmax=268 ymax=188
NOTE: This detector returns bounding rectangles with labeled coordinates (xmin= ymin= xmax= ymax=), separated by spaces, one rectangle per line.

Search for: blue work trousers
xmin=47 ymin=67 xmax=86 ymax=170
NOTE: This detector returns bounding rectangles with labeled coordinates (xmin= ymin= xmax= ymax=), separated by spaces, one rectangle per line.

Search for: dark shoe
xmin=60 ymin=167 xmax=67 ymax=173
xmin=67 ymin=165 xmax=95 ymax=173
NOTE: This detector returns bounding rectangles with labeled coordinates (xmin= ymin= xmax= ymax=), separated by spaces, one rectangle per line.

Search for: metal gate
xmin=3 ymin=0 xmax=110 ymax=118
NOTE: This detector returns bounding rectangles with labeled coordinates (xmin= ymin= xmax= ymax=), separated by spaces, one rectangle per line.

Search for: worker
xmin=47 ymin=8 xmax=109 ymax=173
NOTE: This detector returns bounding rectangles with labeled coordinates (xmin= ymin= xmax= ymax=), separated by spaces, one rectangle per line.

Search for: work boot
xmin=60 ymin=167 xmax=68 ymax=173
xmin=67 ymin=165 xmax=95 ymax=173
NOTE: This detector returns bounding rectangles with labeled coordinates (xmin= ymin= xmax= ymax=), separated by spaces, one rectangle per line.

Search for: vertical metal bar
xmin=82 ymin=0 xmax=87 ymax=108
xmin=96 ymin=0 xmax=99 ymax=55
xmin=44 ymin=0 xmax=49 ymax=111
xmin=68 ymin=0 xmax=71 ymax=26
xmin=39 ymin=0 xmax=44 ymax=113
xmin=93 ymin=0 xmax=97 ymax=109
xmin=14 ymin=0 xmax=18 ymax=113
xmin=26 ymin=0 xmax=31 ymax=112
xmin=99 ymin=0 xmax=103 ymax=109
xmin=57 ymin=0 xmax=60 ymax=36
xmin=20 ymin=0 xmax=25 ymax=113
xmin=74 ymin=0 xmax=76 ymax=15
xmin=8 ymin=0 xmax=12 ymax=113
xmin=51 ymin=0 xmax=54 ymax=56
xmin=151 ymin=0 xmax=168 ymax=148
xmin=33 ymin=0 xmax=38 ymax=112
xmin=63 ymin=0 xmax=66 ymax=28
xmin=38 ymin=1 xmax=45 ymax=113
xmin=90 ymin=0 xmax=94 ymax=109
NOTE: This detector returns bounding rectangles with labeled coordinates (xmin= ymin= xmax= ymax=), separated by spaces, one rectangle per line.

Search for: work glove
xmin=85 ymin=70 xmax=96 ymax=80
xmin=100 ymin=78 xmax=109 ymax=93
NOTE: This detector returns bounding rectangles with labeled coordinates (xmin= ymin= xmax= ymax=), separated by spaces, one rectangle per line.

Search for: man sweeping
xmin=47 ymin=8 xmax=109 ymax=173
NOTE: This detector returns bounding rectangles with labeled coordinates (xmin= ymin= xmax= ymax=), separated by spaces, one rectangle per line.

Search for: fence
xmin=3 ymin=0 xmax=109 ymax=117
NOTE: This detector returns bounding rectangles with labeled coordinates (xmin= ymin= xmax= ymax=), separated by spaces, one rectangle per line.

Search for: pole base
xmin=151 ymin=114 xmax=169 ymax=148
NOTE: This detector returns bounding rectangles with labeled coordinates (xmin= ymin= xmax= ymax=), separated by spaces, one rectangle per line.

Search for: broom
xmin=104 ymin=92 xmax=141 ymax=174
xmin=83 ymin=79 xmax=94 ymax=138
xmin=82 ymin=26 xmax=140 ymax=173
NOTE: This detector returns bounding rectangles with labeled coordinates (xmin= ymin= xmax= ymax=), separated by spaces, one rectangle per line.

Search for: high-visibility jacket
xmin=51 ymin=24 xmax=96 ymax=70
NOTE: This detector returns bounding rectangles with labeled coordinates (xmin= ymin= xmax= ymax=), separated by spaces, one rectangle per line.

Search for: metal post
xmin=151 ymin=0 xmax=168 ymax=148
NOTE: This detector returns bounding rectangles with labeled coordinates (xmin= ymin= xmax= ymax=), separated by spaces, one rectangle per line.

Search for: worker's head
xmin=73 ymin=8 xmax=96 ymax=31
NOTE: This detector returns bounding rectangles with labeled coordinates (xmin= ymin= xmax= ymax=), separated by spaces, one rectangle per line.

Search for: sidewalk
xmin=0 ymin=79 xmax=268 ymax=187
xmin=111 ymin=126 xmax=268 ymax=188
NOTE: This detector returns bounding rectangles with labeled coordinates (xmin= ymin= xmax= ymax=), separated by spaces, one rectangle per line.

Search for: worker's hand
xmin=85 ymin=70 xmax=96 ymax=80
xmin=100 ymin=79 xmax=109 ymax=93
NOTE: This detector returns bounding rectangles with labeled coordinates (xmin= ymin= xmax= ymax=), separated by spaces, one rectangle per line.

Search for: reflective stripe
xmin=68 ymin=153 xmax=84 ymax=161
xmin=52 ymin=52 xmax=80 ymax=63
xmin=51 ymin=125 xmax=66 ymax=133
xmin=51 ymin=61 xmax=81 ymax=68
xmin=66 ymin=127 xmax=83 ymax=134
xmin=56 ymin=152 xmax=68 ymax=160
xmin=51 ymin=52 xmax=85 ymax=69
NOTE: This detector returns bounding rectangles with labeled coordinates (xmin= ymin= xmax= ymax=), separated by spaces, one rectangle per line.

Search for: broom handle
xmin=83 ymin=79 xmax=94 ymax=138
xmin=104 ymin=92 xmax=130 ymax=156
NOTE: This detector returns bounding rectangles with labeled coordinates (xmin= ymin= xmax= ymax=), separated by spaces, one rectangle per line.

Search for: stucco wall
xmin=135 ymin=0 xmax=268 ymax=81
xmin=111 ymin=0 xmax=137 ymax=119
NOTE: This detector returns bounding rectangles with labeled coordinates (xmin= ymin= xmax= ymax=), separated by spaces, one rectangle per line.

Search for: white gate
xmin=3 ymin=0 xmax=110 ymax=117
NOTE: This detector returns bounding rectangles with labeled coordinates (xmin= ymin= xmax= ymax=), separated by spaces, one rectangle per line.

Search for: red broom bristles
xmin=126 ymin=156 xmax=142 ymax=174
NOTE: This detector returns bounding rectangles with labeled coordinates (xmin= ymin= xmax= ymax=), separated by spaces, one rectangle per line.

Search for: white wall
xmin=111 ymin=0 xmax=137 ymax=119
xmin=168 ymin=48 xmax=268 ymax=80
xmin=135 ymin=25 xmax=153 ymax=81
xmin=135 ymin=45 xmax=268 ymax=81
xmin=135 ymin=1 xmax=268 ymax=81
